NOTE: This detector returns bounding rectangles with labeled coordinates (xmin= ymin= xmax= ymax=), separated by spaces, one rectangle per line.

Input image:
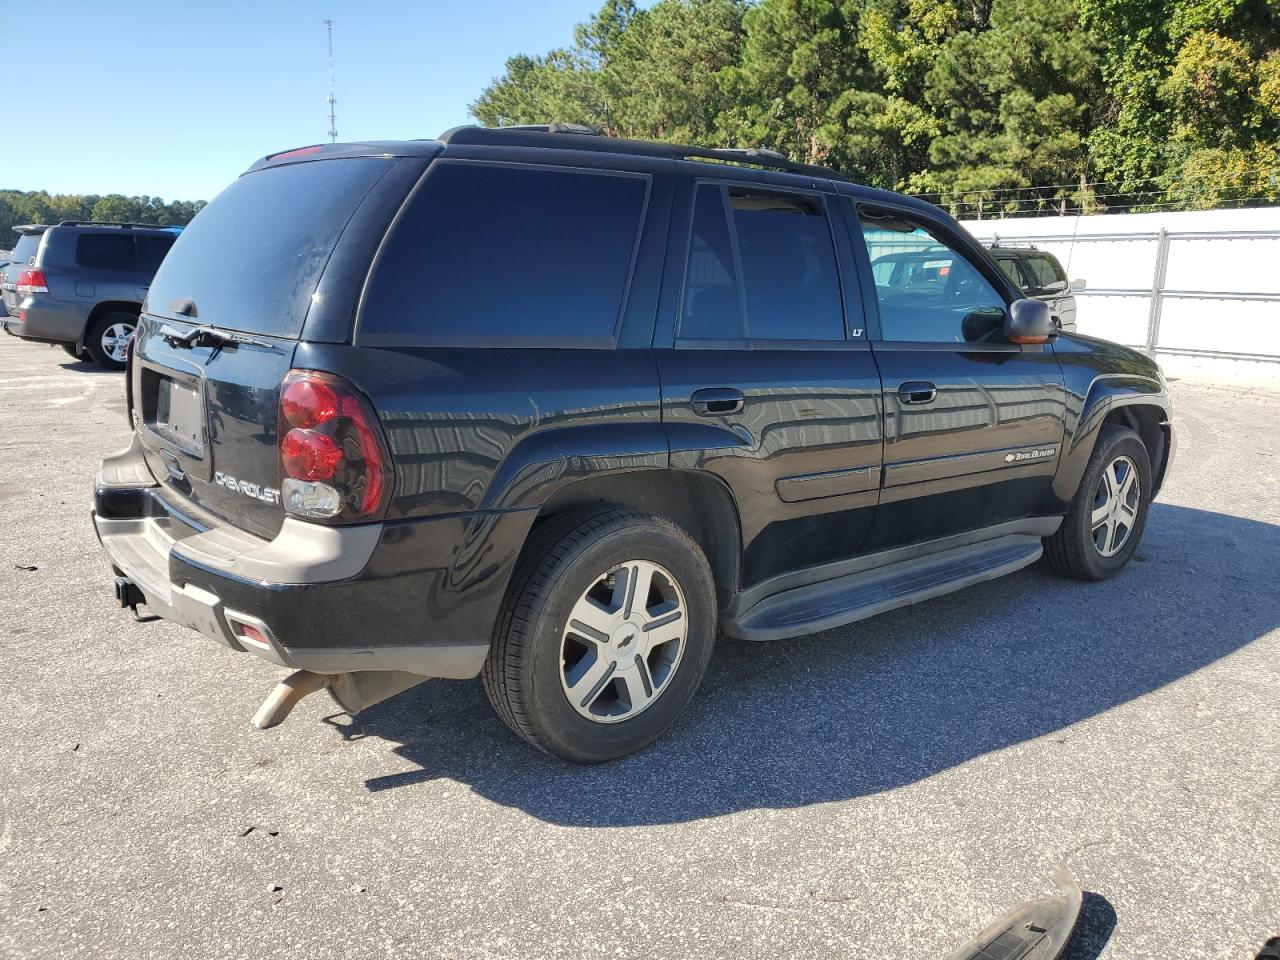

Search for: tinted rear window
xmin=76 ymin=233 xmax=136 ymax=271
xmin=146 ymin=158 xmax=392 ymax=338
xmin=359 ymin=161 xmax=649 ymax=346
xmin=137 ymin=233 xmax=177 ymax=273
xmin=728 ymin=187 xmax=844 ymax=341
xmin=10 ymin=233 xmax=43 ymax=266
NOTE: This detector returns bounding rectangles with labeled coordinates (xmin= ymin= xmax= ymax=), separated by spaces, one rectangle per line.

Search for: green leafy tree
xmin=0 ymin=190 xmax=206 ymax=250
xmin=917 ymin=0 xmax=1101 ymax=214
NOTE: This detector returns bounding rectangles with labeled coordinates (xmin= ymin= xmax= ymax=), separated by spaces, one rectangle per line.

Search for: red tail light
xmin=277 ymin=370 xmax=392 ymax=521
xmin=16 ymin=269 xmax=48 ymax=295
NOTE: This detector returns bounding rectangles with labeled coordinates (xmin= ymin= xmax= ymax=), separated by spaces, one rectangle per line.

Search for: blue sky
xmin=2 ymin=0 xmax=612 ymax=201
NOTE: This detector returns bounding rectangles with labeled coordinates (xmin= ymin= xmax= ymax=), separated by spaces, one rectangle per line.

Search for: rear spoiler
xmin=243 ymin=141 xmax=443 ymax=175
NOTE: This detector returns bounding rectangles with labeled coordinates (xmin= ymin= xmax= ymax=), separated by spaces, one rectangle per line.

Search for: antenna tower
xmin=324 ymin=19 xmax=337 ymax=142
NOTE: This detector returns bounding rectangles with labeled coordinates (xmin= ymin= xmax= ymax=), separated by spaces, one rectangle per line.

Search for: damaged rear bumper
xmin=92 ymin=438 xmax=491 ymax=693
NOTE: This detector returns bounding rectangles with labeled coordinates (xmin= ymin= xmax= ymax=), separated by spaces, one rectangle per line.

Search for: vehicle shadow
xmin=56 ymin=357 xmax=114 ymax=373
xmin=1061 ymin=892 xmax=1118 ymax=960
xmin=332 ymin=503 xmax=1280 ymax=827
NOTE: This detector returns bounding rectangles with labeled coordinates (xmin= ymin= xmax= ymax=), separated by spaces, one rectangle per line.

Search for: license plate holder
xmin=153 ymin=375 xmax=205 ymax=457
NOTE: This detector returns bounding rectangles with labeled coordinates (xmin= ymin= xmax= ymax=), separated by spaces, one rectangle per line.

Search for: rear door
xmin=131 ymin=156 xmax=415 ymax=540
xmin=135 ymin=232 xmax=177 ymax=301
xmin=655 ymin=170 xmax=882 ymax=590
xmin=72 ymin=230 xmax=138 ymax=304
xmin=850 ymin=203 xmax=1068 ymax=552
xmin=2 ymin=231 xmax=44 ymax=314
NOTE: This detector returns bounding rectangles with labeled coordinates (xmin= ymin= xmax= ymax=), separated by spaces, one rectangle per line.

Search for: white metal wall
xmin=959 ymin=206 xmax=1280 ymax=362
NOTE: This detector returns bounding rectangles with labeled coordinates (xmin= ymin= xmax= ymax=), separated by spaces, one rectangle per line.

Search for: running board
xmin=725 ymin=535 xmax=1044 ymax=642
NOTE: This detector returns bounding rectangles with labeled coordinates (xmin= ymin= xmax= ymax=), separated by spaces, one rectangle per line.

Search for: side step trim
xmin=724 ymin=534 xmax=1044 ymax=642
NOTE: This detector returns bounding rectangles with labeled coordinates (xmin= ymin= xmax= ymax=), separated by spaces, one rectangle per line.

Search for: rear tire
xmin=1045 ymin=425 xmax=1152 ymax=581
xmin=84 ymin=311 xmax=137 ymax=370
xmin=482 ymin=507 xmax=717 ymax=763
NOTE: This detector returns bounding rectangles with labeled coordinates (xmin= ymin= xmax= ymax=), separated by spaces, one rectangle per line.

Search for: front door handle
xmin=898 ymin=381 xmax=937 ymax=405
xmin=691 ymin=387 xmax=745 ymax=416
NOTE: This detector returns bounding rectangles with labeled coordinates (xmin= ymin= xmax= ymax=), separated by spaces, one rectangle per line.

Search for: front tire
xmin=1045 ymin=425 xmax=1152 ymax=581
xmin=84 ymin=311 xmax=137 ymax=370
xmin=483 ymin=507 xmax=717 ymax=763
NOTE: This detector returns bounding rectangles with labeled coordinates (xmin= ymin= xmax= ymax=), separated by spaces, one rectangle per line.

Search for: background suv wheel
xmin=1045 ymin=425 xmax=1152 ymax=580
xmin=482 ymin=507 xmax=717 ymax=763
xmin=85 ymin=311 xmax=137 ymax=370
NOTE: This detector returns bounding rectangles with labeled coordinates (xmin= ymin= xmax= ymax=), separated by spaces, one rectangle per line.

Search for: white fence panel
xmin=960 ymin=207 xmax=1280 ymax=362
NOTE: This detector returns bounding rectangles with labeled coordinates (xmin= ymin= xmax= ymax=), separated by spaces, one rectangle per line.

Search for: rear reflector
xmin=226 ymin=612 xmax=275 ymax=651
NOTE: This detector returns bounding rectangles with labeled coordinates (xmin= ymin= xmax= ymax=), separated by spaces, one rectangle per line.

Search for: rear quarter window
xmin=358 ymin=160 xmax=649 ymax=347
xmin=146 ymin=157 xmax=394 ymax=338
xmin=75 ymin=233 xmax=136 ymax=271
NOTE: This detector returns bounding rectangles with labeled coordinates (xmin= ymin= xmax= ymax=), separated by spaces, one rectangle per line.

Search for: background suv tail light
xmin=277 ymin=370 xmax=392 ymax=522
xmin=16 ymin=269 xmax=48 ymax=294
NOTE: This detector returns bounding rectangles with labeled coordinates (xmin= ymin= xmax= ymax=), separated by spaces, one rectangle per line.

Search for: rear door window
xmin=730 ymin=187 xmax=844 ymax=341
xmin=137 ymin=233 xmax=177 ymax=273
xmin=75 ymin=233 xmax=136 ymax=272
xmin=679 ymin=184 xmax=742 ymax=339
xmin=146 ymin=157 xmax=394 ymax=338
xmin=359 ymin=161 xmax=649 ymax=346
xmin=678 ymin=182 xmax=846 ymax=342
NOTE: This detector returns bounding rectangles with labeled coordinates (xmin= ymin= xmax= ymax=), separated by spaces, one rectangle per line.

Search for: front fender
xmin=1052 ymin=372 xmax=1170 ymax=503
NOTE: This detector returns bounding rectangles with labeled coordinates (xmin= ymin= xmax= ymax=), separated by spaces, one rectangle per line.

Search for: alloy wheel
xmin=100 ymin=323 xmax=135 ymax=364
xmin=559 ymin=560 xmax=687 ymax=723
xmin=1092 ymin=455 xmax=1140 ymax=558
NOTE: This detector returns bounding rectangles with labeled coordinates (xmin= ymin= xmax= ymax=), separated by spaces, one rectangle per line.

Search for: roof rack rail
xmin=437 ymin=125 xmax=849 ymax=182
xmin=55 ymin=220 xmax=177 ymax=230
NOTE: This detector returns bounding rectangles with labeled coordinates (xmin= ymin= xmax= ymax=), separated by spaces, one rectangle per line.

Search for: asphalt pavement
xmin=1 ymin=334 xmax=1277 ymax=959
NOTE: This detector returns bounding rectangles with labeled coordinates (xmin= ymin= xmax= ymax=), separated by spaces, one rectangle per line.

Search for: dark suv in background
xmin=989 ymin=244 xmax=1077 ymax=332
xmin=92 ymin=126 xmax=1172 ymax=762
xmin=2 ymin=221 xmax=179 ymax=368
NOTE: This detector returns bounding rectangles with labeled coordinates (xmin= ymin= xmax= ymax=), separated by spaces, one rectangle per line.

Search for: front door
xmin=656 ymin=174 xmax=883 ymax=589
xmin=851 ymin=204 xmax=1069 ymax=553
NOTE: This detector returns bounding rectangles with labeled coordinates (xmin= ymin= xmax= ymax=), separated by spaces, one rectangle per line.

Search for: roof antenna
xmin=323 ymin=19 xmax=338 ymax=143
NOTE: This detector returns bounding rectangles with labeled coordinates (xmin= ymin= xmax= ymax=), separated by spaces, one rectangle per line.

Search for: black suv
xmin=92 ymin=127 xmax=1174 ymax=762
xmin=2 ymin=221 xmax=179 ymax=369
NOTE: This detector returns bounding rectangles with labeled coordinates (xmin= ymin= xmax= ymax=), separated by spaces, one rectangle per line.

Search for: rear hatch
xmin=2 ymin=230 xmax=46 ymax=316
xmin=131 ymin=155 xmax=406 ymax=540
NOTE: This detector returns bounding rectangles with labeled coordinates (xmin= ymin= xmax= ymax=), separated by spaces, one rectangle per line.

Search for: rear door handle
xmin=898 ymin=381 xmax=937 ymax=405
xmin=691 ymin=387 xmax=745 ymax=416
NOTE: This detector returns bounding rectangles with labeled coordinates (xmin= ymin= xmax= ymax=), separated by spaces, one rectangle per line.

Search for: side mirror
xmin=1005 ymin=298 xmax=1055 ymax=344
xmin=1071 ymin=278 xmax=1087 ymax=291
